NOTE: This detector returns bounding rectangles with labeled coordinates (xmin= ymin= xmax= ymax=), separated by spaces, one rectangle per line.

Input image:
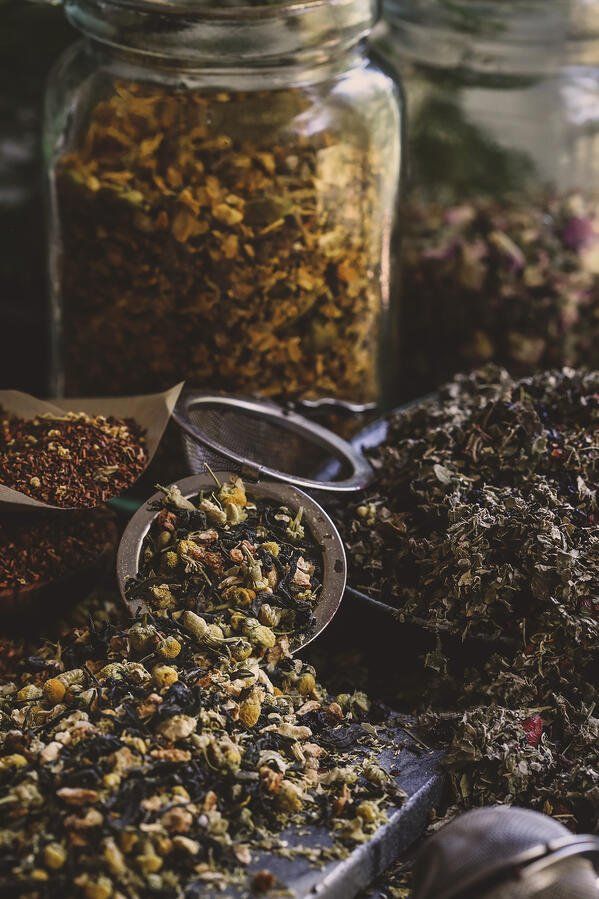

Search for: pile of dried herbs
xmin=0 ymin=480 xmax=406 ymax=898
xmin=0 ymin=408 xmax=147 ymax=507
xmin=400 ymin=193 xmax=599 ymax=398
xmin=0 ymin=510 xmax=116 ymax=593
xmin=54 ymin=81 xmax=384 ymax=404
xmin=344 ymin=366 xmax=598 ymax=831
xmin=128 ymin=477 xmax=322 ymax=654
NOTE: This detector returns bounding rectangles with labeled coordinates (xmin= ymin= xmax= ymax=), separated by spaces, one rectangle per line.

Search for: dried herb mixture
xmin=54 ymin=81 xmax=386 ymax=403
xmin=0 ymin=408 xmax=147 ymax=508
xmin=128 ymin=476 xmax=323 ymax=655
xmin=344 ymin=366 xmax=598 ymax=830
xmin=0 ymin=481 xmax=406 ymax=897
xmin=400 ymin=193 xmax=599 ymax=398
xmin=0 ymin=510 xmax=116 ymax=593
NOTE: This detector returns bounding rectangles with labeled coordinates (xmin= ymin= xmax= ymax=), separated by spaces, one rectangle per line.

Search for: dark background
xmin=0 ymin=1 xmax=74 ymax=395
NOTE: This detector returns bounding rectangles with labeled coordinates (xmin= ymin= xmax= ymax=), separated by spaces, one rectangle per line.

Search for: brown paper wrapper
xmin=0 ymin=384 xmax=183 ymax=510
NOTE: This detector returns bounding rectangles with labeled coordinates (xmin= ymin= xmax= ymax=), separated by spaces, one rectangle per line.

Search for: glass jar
xmin=46 ymin=0 xmax=402 ymax=413
xmin=375 ymin=0 xmax=599 ymax=399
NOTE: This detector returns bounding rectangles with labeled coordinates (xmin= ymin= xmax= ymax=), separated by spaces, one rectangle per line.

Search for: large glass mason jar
xmin=45 ymin=0 xmax=402 ymax=411
xmin=375 ymin=0 xmax=599 ymax=399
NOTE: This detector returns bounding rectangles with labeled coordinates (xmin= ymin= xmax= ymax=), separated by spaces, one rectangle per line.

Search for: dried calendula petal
xmin=54 ymin=81 xmax=387 ymax=405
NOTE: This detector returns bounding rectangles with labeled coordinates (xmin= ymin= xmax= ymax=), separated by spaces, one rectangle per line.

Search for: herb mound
xmin=345 ymin=366 xmax=598 ymax=831
xmin=0 ymin=409 xmax=147 ymax=508
xmin=348 ymin=366 xmax=597 ymax=643
xmin=0 ymin=481 xmax=406 ymax=896
xmin=0 ymin=510 xmax=116 ymax=591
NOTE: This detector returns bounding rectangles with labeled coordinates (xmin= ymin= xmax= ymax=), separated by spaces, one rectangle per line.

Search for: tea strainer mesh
xmin=413 ymin=807 xmax=599 ymax=899
xmin=172 ymin=391 xmax=373 ymax=493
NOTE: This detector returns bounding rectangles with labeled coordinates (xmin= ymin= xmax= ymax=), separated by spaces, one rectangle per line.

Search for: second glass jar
xmin=376 ymin=0 xmax=599 ymax=399
xmin=46 ymin=0 xmax=402 ymax=411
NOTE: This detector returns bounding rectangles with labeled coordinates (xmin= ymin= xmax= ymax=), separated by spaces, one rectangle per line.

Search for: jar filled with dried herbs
xmin=375 ymin=0 xmax=599 ymax=399
xmin=46 ymin=0 xmax=402 ymax=412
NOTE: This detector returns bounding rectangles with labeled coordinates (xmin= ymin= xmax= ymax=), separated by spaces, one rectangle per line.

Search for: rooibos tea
xmin=0 ymin=408 xmax=147 ymax=508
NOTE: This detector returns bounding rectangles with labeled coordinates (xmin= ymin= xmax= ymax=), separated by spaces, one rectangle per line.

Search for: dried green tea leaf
xmin=342 ymin=366 xmax=598 ymax=831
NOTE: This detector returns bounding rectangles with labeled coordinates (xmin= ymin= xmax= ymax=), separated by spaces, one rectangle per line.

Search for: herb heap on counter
xmin=0 ymin=479 xmax=405 ymax=898
xmin=0 ymin=408 xmax=147 ymax=508
xmin=344 ymin=366 xmax=598 ymax=831
xmin=0 ymin=510 xmax=116 ymax=594
xmin=55 ymin=81 xmax=383 ymax=403
xmin=401 ymin=193 xmax=599 ymax=398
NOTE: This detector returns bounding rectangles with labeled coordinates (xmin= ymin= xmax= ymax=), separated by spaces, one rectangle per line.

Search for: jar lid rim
xmin=382 ymin=0 xmax=599 ymax=43
xmin=65 ymin=0 xmax=375 ymax=63
xmin=90 ymin=0 xmax=361 ymax=20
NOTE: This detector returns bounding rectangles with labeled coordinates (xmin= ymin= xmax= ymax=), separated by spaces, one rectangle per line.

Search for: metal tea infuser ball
xmin=117 ymin=391 xmax=375 ymax=649
xmin=413 ymin=806 xmax=599 ymax=899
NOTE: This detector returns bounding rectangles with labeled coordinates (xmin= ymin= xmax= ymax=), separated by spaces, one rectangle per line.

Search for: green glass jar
xmin=375 ymin=0 xmax=599 ymax=399
xmin=46 ymin=0 xmax=402 ymax=415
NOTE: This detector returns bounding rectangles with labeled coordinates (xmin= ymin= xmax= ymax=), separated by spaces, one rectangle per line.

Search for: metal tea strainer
xmin=117 ymin=391 xmax=374 ymax=647
xmin=413 ymin=807 xmax=599 ymax=899
xmin=171 ymin=390 xmax=374 ymax=492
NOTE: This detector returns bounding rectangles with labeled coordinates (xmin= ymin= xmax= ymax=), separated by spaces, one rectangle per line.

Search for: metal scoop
xmin=116 ymin=472 xmax=347 ymax=651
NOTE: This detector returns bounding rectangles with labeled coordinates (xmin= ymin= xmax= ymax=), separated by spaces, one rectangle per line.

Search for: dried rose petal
xmin=562 ymin=216 xmax=596 ymax=251
xmin=522 ymin=714 xmax=544 ymax=747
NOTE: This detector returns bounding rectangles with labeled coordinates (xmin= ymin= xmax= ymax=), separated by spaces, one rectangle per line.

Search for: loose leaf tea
xmin=54 ymin=81 xmax=388 ymax=403
xmin=344 ymin=366 xmax=598 ymax=831
xmin=400 ymin=193 xmax=599 ymax=398
xmin=0 ymin=509 xmax=116 ymax=592
xmin=0 ymin=408 xmax=147 ymax=508
xmin=128 ymin=477 xmax=323 ymax=655
xmin=0 ymin=482 xmax=407 ymax=897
